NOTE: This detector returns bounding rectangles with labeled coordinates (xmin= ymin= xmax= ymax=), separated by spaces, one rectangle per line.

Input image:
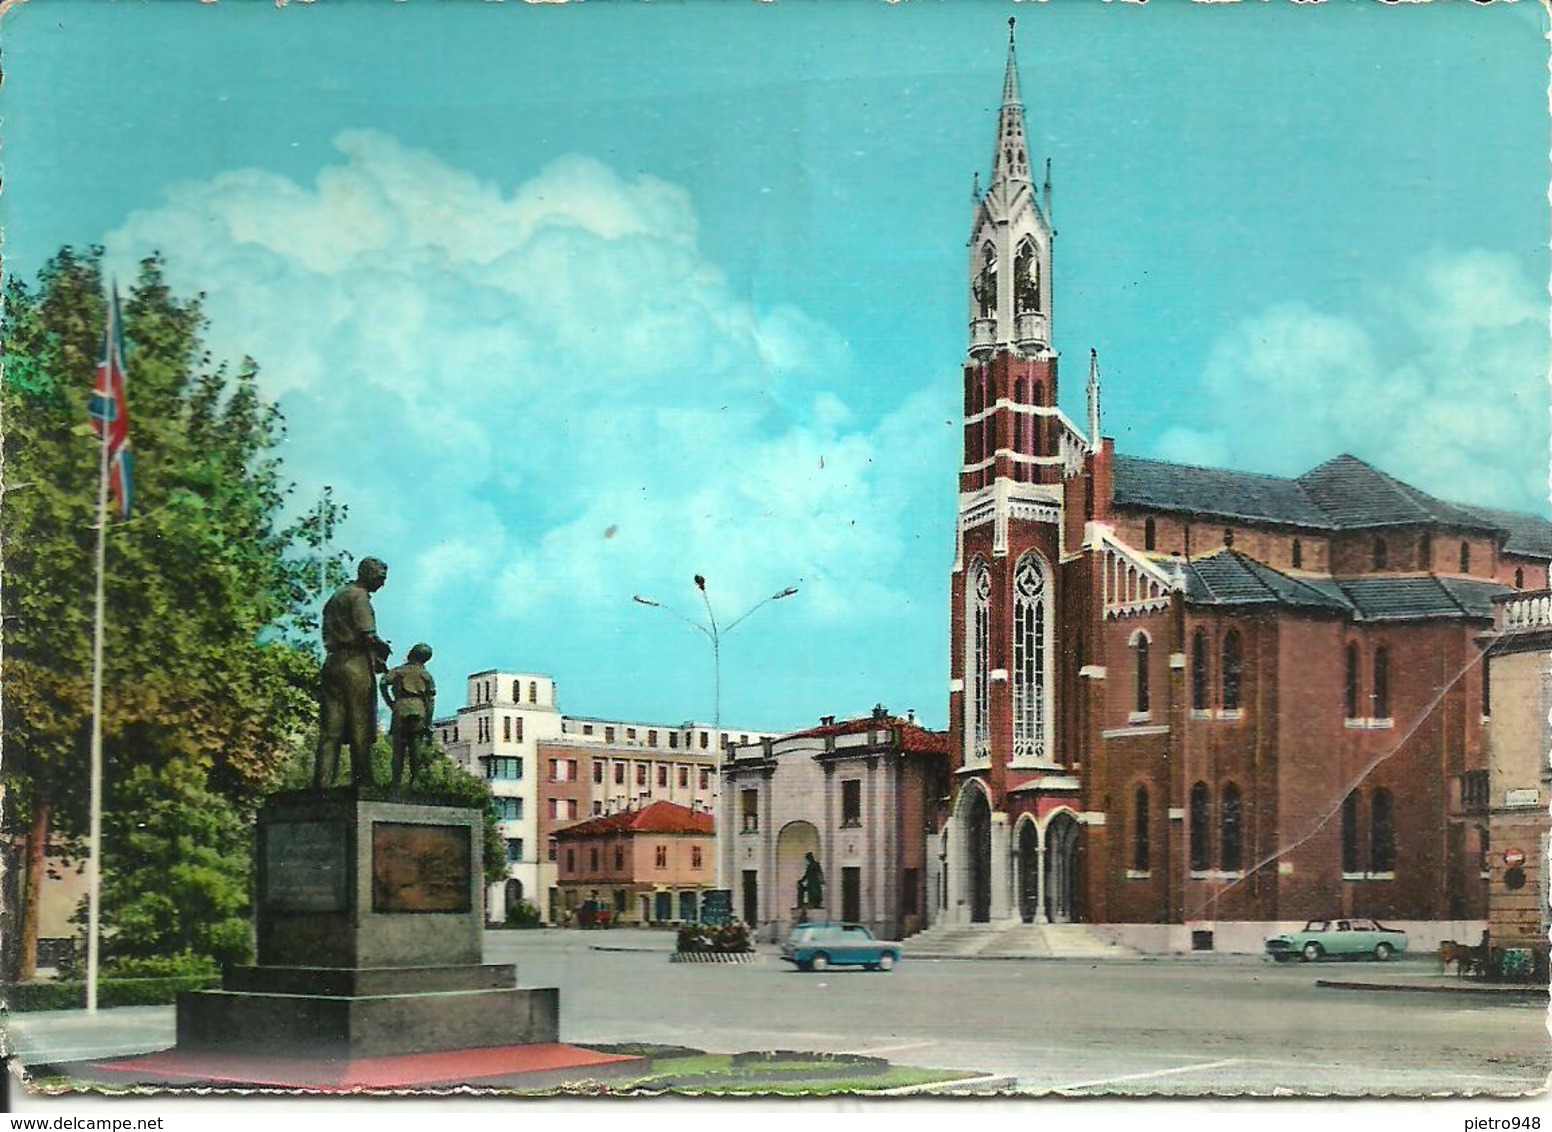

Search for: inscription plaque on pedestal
xmin=372 ymin=822 xmax=472 ymax=913
xmin=264 ymin=821 xmax=349 ymax=913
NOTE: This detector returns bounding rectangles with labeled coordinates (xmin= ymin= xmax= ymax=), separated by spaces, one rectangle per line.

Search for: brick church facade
xmin=936 ymin=27 xmax=1551 ymax=934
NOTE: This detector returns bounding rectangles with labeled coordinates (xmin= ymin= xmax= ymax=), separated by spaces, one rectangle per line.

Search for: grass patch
xmin=606 ymin=1051 xmax=981 ymax=1095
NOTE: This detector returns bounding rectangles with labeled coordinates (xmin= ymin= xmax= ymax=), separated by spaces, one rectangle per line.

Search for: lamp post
xmin=633 ymin=579 xmax=798 ymax=901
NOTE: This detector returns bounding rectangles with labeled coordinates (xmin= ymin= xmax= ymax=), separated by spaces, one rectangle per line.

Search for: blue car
xmin=780 ymin=921 xmax=901 ymax=972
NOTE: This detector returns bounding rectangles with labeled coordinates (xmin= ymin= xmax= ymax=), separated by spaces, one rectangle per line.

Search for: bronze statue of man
xmin=313 ymin=556 xmax=391 ymax=788
xmin=797 ymin=851 xmax=824 ymax=909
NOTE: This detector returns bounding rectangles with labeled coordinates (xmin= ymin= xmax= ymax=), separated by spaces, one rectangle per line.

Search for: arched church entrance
xmin=776 ymin=821 xmax=822 ymax=921
xmin=1045 ymin=811 xmax=1081 ymax=923
xmin=959 ymin=784 xmax=992 ymax=923
xmin=1015 ymin=819 xmax=1039 ymax=923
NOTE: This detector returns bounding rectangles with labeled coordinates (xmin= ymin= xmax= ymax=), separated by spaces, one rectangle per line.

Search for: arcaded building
xmin=935 ymin=30 xmax=1550 ymax=942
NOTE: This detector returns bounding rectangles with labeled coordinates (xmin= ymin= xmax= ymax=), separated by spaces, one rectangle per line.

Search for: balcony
xmin=1496 ymin=589 xmax=1552 ymax=633
xmin=1013 ymin=310 xmax=1049 ymax=351
xmin=968 ymin=317 xmax=996 ymax=355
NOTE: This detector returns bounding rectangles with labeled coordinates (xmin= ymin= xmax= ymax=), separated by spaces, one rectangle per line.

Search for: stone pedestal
xmin=177 ymin=788 xmax=559 ymax=1059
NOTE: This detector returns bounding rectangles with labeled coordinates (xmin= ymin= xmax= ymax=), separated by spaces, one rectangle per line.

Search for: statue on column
xmin=313 ymin=556 xmax=391 ymax=788
xmin=796 ymin=852 xmax=825 ymax=910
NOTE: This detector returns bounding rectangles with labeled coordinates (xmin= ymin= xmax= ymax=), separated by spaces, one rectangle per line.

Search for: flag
xmin=88 ymin=290 xmax=133 ymax=518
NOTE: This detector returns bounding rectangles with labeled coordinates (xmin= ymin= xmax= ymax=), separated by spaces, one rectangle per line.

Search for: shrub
xmin=506 ymin=901 xmax=542 ymax=928
xmin=676 ymin=920 xmax=752 ymax=954
xmin=7 ymin=973 xmax=221 ymax=1012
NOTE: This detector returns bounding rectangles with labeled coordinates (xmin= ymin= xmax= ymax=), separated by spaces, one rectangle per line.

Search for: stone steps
xmin=905 ymin=921 xmax=1136 ymax=961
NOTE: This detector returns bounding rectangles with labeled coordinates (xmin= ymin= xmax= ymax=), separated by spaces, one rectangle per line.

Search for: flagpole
xmin=85 ymin=295 xmax=114 ymax=1015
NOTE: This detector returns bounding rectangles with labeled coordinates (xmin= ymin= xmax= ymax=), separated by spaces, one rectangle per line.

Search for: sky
xmin=4 ymin=0 xmax=1549 ymax=736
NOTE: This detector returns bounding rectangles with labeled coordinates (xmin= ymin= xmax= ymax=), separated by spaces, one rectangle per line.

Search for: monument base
xmin=176 ymin=790 xmax=560 ymax=1060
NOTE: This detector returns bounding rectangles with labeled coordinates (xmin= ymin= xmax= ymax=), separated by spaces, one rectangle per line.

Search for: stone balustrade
xmin=1496 ymin=589 xmax=1552 ymax=633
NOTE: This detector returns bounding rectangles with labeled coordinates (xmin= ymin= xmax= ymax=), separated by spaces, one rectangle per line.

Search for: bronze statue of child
xmin=380 ymin=642 xmax=437 ymax=789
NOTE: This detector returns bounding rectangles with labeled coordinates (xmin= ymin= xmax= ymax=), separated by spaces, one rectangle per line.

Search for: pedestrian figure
xmin=313 ymin=557 xmax=391 ymax=788
xmin=381 ymin=642 xmax=436 ymax=789
xmin=797 ymin=852 xmax=824 ymax=909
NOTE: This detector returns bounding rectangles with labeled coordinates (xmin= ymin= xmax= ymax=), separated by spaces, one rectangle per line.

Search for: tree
xmin=2 ymin=248 xmax=342 ymax=977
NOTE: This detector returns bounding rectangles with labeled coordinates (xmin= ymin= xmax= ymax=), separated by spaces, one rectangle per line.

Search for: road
xmin=491 ymin=929 xmax=1549 ymax=1097
xmin=6 ymin=928 xmax=1547 ymax=1100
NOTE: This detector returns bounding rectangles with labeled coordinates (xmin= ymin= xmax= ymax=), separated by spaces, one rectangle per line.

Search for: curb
xmin=1315 ymin=978 xmax=1548 ymax=998
xmin=668 ymin=951 xmax=760 ymax=964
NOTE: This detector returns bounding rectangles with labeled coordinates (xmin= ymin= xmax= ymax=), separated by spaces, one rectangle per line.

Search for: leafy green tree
xmin=2 ymin=248 xmax=345 ymax=977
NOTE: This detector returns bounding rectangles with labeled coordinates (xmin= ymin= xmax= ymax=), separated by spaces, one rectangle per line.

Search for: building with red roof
xmin=552 ymin=800 xmax=716 ymax=926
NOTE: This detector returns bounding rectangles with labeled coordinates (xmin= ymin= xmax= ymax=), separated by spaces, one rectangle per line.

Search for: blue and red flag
xmin=88 ymin=290 xmax=133 ymax=519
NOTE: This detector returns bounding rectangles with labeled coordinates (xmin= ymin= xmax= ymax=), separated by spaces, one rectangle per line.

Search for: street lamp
xmin=633 ymin=579 xmax=798 ymax=901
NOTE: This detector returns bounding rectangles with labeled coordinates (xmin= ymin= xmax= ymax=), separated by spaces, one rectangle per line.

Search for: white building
xmin=436 ymin=669 xmax=779 ymax=922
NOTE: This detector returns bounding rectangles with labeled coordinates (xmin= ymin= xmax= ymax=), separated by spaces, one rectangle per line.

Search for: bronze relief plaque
xmin=371 ymin=822 xmax=472 ymax=914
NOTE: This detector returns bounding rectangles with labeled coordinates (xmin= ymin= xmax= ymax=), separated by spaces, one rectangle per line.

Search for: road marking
xmin=867 ymin=1073 xmax=1013 ymax=1095
xmin=1050 ymin=1057 xmax=1243 ymax=1091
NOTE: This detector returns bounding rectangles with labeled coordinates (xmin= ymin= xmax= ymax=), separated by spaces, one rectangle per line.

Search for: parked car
xmin=780 ymin=921 xmax=902 ymax=972
xmin=1264 ymin=918 xmax=1408 ymax=962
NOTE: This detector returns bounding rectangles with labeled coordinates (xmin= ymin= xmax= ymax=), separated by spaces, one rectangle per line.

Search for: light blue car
xmin=1264 ymin=917 xmax=1409 ymax=963
xmin=780 ymin=921 xmax=901 ymax=972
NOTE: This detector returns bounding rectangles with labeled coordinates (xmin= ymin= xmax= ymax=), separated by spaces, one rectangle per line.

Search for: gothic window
xmin=1189 ymin=782 xmax=1211 ymax=872
xmin=967 ymin=559 xmax=992 ymax=763
xmin=1220 ymin=783 xmax=1243 ymax=872
xmin=1144 ymin=518 xmax=1157 ymax=551
xmin=1459 ymin=541 xmax=1471 ymax=573
xmin=1132 ymin=786 xmax=1150 ymax=873
xmin=1012 ymin=554 xmax=1049 ymax=762
xmin=974 ymin=241 xmax=997 ymax=319
xmin=1221 ymin=630 xmax=1243 ymax=711
xmin=1372 ymin=537 xmax=1387 ymax=570
xmin=1515 ymin=567 xmax=1524 ymax=589
xmin=1014 ymin=237 xmax=1040 ymax=314
xmin=1372 ymin=646 xmax=1390 ymax=719
xmin=1291 ymin=539 xmax=1303 ymax=569
xmin=1223 ymin=528 xmax=1235 ymax=549
xmin=1370 ymin=788 xmax=1395 ymax=873
xmin=1420 ymin=532 xmax=1432 ymax=569
xmin=1341 ymin=792 xmax=1360 ymax=874
xmin=1191 ymin=629 xmax=1209 ymax=711
xmin=1132 ymin=631 xmax=1151 ymax=716
xmin=1345 ymin=643 xmax=1360 ymax=719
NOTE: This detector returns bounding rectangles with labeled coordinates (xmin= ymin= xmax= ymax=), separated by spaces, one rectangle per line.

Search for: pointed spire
xmin=1087 ymin=348 xmax=1102 ymax=449
xmin=991 ymin=17 xmax=1031 ymax=188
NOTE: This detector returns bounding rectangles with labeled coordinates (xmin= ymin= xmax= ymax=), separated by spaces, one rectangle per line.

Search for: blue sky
xmin=5 ymin=1 xmax=1548 ymax=734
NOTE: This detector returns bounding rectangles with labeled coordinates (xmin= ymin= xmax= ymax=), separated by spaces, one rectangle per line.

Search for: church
xmin=934 ymin=26 xmax=1551 ymax=943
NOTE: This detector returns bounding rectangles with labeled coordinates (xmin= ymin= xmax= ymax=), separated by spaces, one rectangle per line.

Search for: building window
xmin=503 ymin=716 xmax=512 ymax=742
xmin=593 ymin=762 xmax=604 ymax=784
xmin=699 ymin=769 xmax=711 ymax=791
xmin=657 ymin=764 xmax=668 ymax=788
xmin=975 ymin=240 xmax=998 ymax=319
xmin=740 ymin=789 xmax=759 ymax=833
xmin=1371 ymin=646 xmax=1390 ymax=719
xmin=547 ymin=798 xmax=559 ymax=820
xmin=1420 ymin=533 xmax=1432 ymax=569
xmin=515 ymin=717 xmax=523 ymax=743
xmin=636 ymin=763 xmax=648 ymax=786
xmin=605 ymin=726 xmax=616 ymax=744
xmin=1459 ymin=541 xmax=1471 ymax=573
xmin=655 ymin=845 xmax=668 ymax=869
xmin=678 ymin=766 xmax=689 ymax=789
xmin=1223 ymin=528 xmax=1235 ymax=549
xmin=1189 ymin=782 xmax=1211 ymax=872
xmin=1013 ymin=553 xmax=1050 ymax=761
xmin=699 ymin=731 xmax=709 ymax=750
xmin=1345 ymin=643 xmax=1360 ymax=719
xmin=592 ymin=801 xmax=602 ymax=816
xmin=547 ymin=837 xmax=557 ymax=862
xmin=565 ymin=848 xmax=576 ymax=872
xmin=626 ymin=727 xmax=636 ymax=741
xmin=966 ymin=559 xmax=991 ymax=762
xmin=582 ymin=724 xmax=594 ymax=736
xmin=669 ymin=732 xmax=680 ymax=749
xmin=691 ymin=845 xmax=703 ymax=870
xmin=1191 ymin=629 xmax=1209 ymax=711
xmin=1144 ymin=517 xmax=1157 ymax=552
xmin=841 ymin=779 xmax=862 ymax=827
xmin=567 ymin=798 xmax=578 ymax=820
xmin=1371 ymin=789 xmax=1394 ymax=873
xmin=1220 ymin=783 xmax=1242 ymax=872
xmin=512 ymin=680 xmax=520 ymax=702
xmin=1220 ymin=630 xmax=1242 ymax=711
xmin=1132 ymin=786 xmax=1150 ymax=873
xmin=1132 ymin=631 xmax=1151 ymax=716
xmin=903 ymin=868 xmax=920 ymax=916
xmin=529 ymin=681 xmax=538 ymax=704
xmin=485 ymin=756 xmax=522 ymax=781
xmin=496 ymin=797 xmax=522 ymax=821
xmin=1014 ymin=236 xmax=1040 ymax=314
xmin=589 ymin=847 xmax=599 ymax=871
xmin=1372 ymin=537 xmax=1387 ymax=570
xmin=1482 ymin=655 xmax=1492 ymax=717
xmin=614 ymin=845 xmax=624 ymax=869
xmin=649 ymin=729 xmax=659 ymax=747
xmin=506 ymin=839 xmax=523 ymax=864
xmin=1341 ymin=793 xmax=1360 ymax=874
xmin=1515 ymin=567 xmax=1524 ymax=589
xmin=1291 ymin=538 xmax=1303 ymax=569
xmin=548 ymin=759 xmax=569 ymax=783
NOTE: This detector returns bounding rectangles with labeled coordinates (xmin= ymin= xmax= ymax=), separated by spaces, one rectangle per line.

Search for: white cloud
xmin=1163 ymin=250 xmax=1549 ymax=514
xmin=104 ymin=131 xmax=949 ymax=714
